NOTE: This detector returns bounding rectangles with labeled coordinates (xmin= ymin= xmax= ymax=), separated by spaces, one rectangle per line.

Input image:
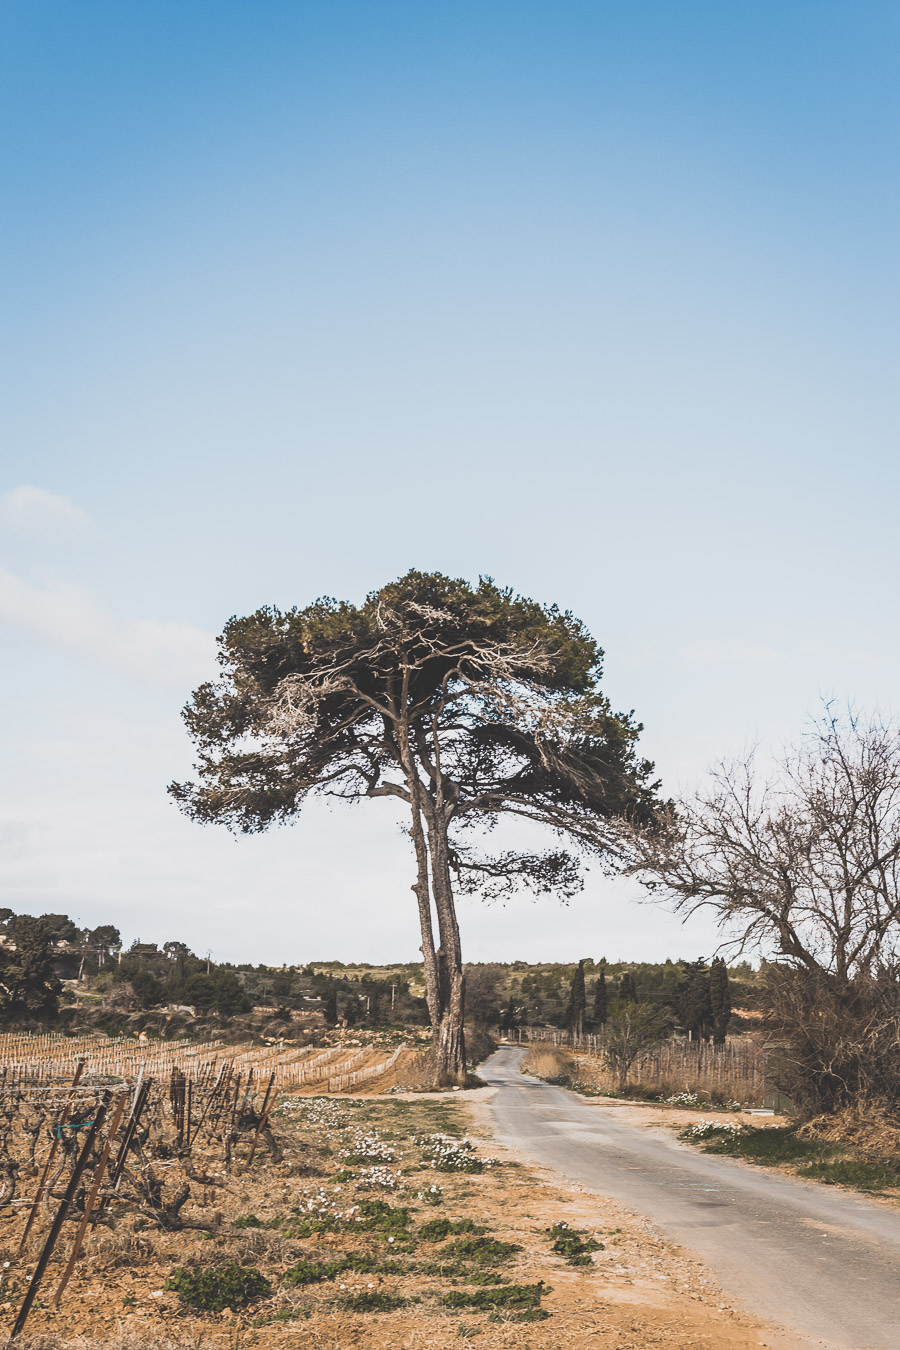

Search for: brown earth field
xmin=2 ymin=1088 xmax=800 ymax=1350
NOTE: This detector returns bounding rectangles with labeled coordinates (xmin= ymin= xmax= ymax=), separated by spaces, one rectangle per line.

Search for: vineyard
xmin=0 ymin=1032 xmax=408 ymax=1093
xmin=0 ymin=1031 xmax=409 ymax=1340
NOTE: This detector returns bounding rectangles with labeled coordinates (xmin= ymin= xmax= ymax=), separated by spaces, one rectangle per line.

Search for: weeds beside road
xmin=683 ymin=1118 xmax=900 ymax=1195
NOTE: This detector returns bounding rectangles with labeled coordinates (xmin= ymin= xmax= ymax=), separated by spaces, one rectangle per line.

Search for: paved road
xmin=481 ymin=1046 xmax=900 ymax=1349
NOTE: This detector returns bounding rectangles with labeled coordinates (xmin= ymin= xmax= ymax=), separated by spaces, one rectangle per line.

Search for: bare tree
xmin=602 ymin=1000 xmax=669 ymax=1091
xmin=170 ymin=571 xmax=658 ymax=1085
xmin=625 ymin=706 xmax=900 ymax=1111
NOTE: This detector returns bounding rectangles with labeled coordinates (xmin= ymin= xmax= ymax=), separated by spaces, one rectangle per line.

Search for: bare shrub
xmin=764 ymin=966 xmax=900 ymax=1116
xmin=89 ymin=1228 xmax=162 ymax=1270
xmin=602 ymin=1002 xmax=669 ymax=1091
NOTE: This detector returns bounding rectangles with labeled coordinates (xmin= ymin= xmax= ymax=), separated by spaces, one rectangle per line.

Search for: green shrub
xmin=283 ymin=1259 xmax=344 ymax=1286
xmin=546 ymin=1222 xmax=603 ymax=1266
xmin=341 ymin=1252 xmax=405 ymax=1275
xmin=165 ymin=1264 xmax=271 ymax=1312
xmin=418 ymin=1259 xmax=508 ymax=1283
xmin=357 ymin=1199 xmax=413 ymax=1232
xmin=467 ymin=1269 xmax=509 ymax=1286
xmin=418 ymin=1218 xmax=486 ymax=1242
xmin=340 ymin=1290 xmax=409 ymax=1313
xmin=444 ymin=1236 xmax=522 ymax=1265
xmin=440 ymin=1282 xmax=548 ymax=1313
xmin=232 ymin=1214 xmax=264 ymax=1229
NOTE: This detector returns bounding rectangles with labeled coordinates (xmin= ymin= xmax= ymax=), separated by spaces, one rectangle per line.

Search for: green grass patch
xmin=701 ymin=1127 xmax=820 ymax=1163
xmin=232 ymin=1214 xmax=264 ymax=1229
xmin=546 ymin=1222 xmax=603 ymax=1266
xmin=796 ymin=1159 xmax=900 ymax=1190
xmin=165 ymin=1265 xmax=271 ymax=1313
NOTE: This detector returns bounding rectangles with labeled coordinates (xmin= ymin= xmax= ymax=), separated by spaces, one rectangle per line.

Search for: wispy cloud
xmin=0 ymin=567 xmax=214 ymax=686
xmin=0 ymin=485 xmax=90 ymax=533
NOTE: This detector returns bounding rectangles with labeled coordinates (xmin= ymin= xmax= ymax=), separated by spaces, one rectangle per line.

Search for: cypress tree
xmin=566 ymin=960 xmax=587 ymax=1039
xmin=500 ymin=996 xmax=520 ymax=1032
xmin=677 ymin=960 xmax=712 ymax=1042
xmin=323 ymin=985 xmax=339 ymax=1025
xmin=592 ymin=967 xmax=608 ymax=1027
xmin=619 ymin=971 xmax=637 ymax=1003
xmin=709 ymin=957 xmax=731 ymax=1046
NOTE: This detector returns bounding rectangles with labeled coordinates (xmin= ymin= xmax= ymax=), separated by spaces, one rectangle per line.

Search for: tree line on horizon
xmin=0 ymin=904 xmax=742 ymax=1046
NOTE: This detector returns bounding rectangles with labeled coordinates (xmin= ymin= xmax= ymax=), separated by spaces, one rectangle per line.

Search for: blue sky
xmin=1 ymin=2 xmax=898 ymax=964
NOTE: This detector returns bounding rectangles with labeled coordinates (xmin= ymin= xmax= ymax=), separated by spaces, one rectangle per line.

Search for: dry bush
xmin=389 ymin=1048 xmax=440 ymax=1090
xmin=522 ymin=1040 xmax=762 ymax=1103
xmin=797 ymin=1098 xmax=900 ymax=1156
xmin=572 ymin=1053 xmax=755 ymax=1103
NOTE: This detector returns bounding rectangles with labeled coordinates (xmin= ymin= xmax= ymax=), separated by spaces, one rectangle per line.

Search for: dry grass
xmin=15 ymin=1336 xmax=188 ymax=1350
xmin=797 ymin=1098 xmax=900 ymax=1155
xmin=521 ymin=1041 xmax=759 ymax=1105
xmin=519 ymin=1046 xmax=575 ymax=1082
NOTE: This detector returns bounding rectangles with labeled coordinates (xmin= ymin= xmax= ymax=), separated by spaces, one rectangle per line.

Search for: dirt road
xmin=482 ymin=1046 xmax=900 ymax=1349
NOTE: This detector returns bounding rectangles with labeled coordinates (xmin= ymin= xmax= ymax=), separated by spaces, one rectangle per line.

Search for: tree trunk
xmin=424 ymin=809 xmax=467 ymax=1086
xmin=397 ymin=694 xmax=442 ymax=1037
xmin=398 ymin=702 xmax=466 ymax=1086
xmin=433 ymin=1004 xmax=466 ymax=1086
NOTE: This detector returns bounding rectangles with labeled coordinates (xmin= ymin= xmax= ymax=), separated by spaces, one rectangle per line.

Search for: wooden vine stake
xmin=50 ymin=1089 xmax=129 ymax=1310
xmin=16 ymin=1058 xmax=86 ymax=1258
xmin=9 ymin=1092 xmax=111 ymax=1341
xmin=245 ymin=1071 xmax=277 ymax=1168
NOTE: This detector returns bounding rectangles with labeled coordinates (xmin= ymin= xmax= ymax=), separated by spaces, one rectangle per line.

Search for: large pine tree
xmin=170 ymin=570 xmax=659 ymax=1084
